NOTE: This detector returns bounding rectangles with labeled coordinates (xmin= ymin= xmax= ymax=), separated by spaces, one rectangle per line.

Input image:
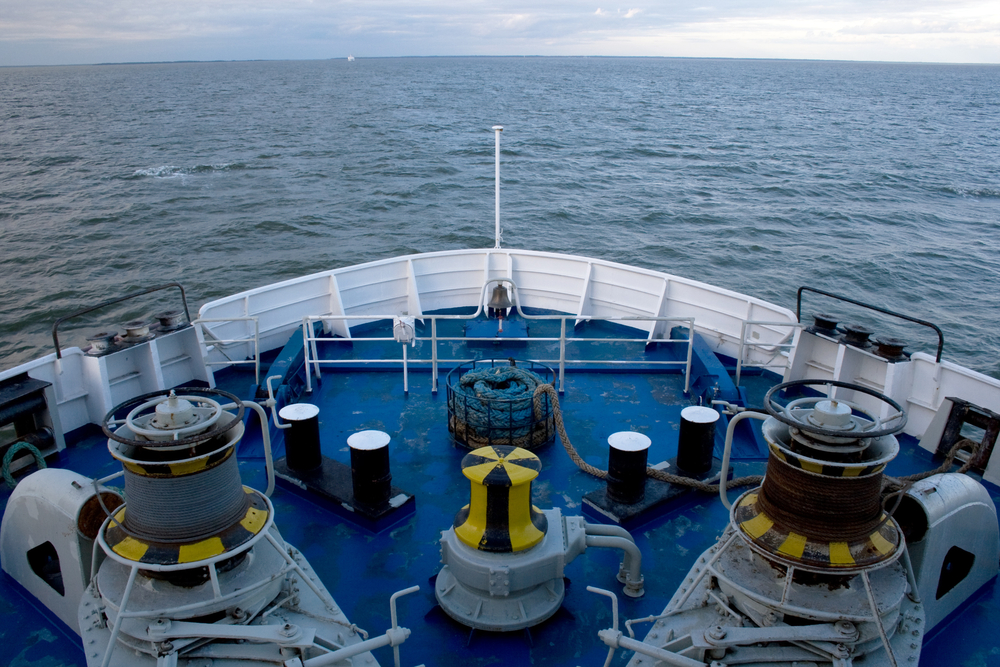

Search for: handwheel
xmin=103 ymin=387 xmax=244 ymax=447
xmin=763 ymin=379 xmax=906 ymax=440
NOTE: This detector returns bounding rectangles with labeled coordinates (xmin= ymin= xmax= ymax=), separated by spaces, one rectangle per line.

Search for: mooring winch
xmin=2 ymin=387 xmax=419 ymax=667
xmin=592 ymin=379 xmax=999 ymax=667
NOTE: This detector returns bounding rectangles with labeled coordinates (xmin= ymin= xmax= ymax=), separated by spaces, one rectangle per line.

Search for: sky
xmin=1 ymin=1 xmax=998 ymax=67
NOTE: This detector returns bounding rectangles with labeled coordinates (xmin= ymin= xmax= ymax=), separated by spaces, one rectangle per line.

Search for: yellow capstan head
xmin=452 ymin=445 xmax=548 ymax=553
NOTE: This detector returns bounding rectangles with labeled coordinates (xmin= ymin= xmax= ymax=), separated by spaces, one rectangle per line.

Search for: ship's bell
xmin=488 ymin=284 xmax=513 ymax=312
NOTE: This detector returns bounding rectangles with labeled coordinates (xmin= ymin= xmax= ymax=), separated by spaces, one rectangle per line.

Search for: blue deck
xmin=2 ymin=314 xmax=999 ymax=667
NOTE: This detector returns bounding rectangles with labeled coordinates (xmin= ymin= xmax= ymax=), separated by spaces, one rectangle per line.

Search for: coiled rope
xmin=531 ymin=384 xmax=763 ymax=493
xmin=2 ymin=441 xmax=47 ymax=489
xmin=450 ymin=365 xmax=554 ymax=449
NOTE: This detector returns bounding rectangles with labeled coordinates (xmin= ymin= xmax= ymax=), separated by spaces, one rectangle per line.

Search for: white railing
xmin=197 ymin=248 xmax=799 ymax=366
xmin=735 ymin=320 xmax=805 ymax=387
xmin=195 ymin=317 xmax=261 ymax=386
xmin=298 ymin=313 xmax=696 ymax=395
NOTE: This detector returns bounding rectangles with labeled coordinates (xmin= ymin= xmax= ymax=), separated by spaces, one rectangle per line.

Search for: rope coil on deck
xmin=449 ymin=365 xmax=554 ymax=450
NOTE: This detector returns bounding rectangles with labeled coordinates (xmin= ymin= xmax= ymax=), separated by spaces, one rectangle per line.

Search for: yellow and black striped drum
xmin=733 ymin=489 xmax=901 ymax=572
xmin=103 ymin=487 xmax=270 ymax=566
xmin=453 ymin=445 xmax=548 ymax=553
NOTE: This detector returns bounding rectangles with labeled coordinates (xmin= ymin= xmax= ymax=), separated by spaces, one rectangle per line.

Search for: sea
xmin=1 ymin=57 xmax=998 ymax=378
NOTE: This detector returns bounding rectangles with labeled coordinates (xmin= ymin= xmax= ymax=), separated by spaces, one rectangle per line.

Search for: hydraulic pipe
xmin=719 ymin=411 xmax=769 ymax=509
xmin=585 ymin=534 xmax=644 ymax=597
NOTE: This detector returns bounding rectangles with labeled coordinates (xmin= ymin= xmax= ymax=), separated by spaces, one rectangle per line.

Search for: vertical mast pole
xmin=493 ymin=125 xmax=503 ymax=249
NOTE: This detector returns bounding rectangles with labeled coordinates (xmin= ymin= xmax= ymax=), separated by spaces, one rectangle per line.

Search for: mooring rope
xmin=884 ymin=437 xmax=985 ymax=491
xmin=450 ymin=365 xmax=554 ymax=448
xmin=531 ymin=384 xmax=763 ymax=493
xmin=531 ymin=382 xmax=988 ymax=499
xmin=2 ymin=441 xmax=47 ymax=489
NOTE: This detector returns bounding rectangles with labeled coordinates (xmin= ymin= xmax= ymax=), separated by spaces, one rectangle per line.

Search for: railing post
xmin=559 ymin=317 xmax=567 ymax=394
xmin=302 ymin=317 xmax=313 ymax=394
xmin=431 ymin=317 xmax=439 ymax=394
xmin=683 ymin=319 xmax=693 ymax=394
xmin=253 ymin=318 xmax=261 ymax=386
xmin=736 ymin=320 xmax=748 ymax=388
xmin=402 ymin=343 xmax=409 ymax=395
xmin=309 ymin=317 xmax=322 ymax=381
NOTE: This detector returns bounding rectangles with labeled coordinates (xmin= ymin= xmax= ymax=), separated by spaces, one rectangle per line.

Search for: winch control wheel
xmin=763 ymin=379 xmax=906 ymax=440
xmin=102 ymin=387 xmax=244 ymax=447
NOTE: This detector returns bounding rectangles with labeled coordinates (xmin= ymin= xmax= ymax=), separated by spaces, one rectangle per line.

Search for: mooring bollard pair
xmin=605 ymin=405 xmax=721 ymax=504
xmin=276 ymin=404 xmax=414 ymax=530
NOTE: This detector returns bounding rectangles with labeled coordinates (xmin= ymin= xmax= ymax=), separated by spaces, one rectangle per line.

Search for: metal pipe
xmin=559 ymin=318 xmax=566 ymax=393
xmin=245 ymin=401 xmax=276 ymax=497
xmin=583 ymin=523 xmax=634 ymax=540
xmin=590 ymin=587 xmax=704 ymax=667
xmin=901 ymin=544 xmax=922 ymax=603
xmin=431 ymin=318 xmax=439 ymax=393
xmin=389 ymin=585 xmax=419 ymax=667
xmin=402 ymin=343 xmax=409 ymax=394
xmin=265 ymin=375 xmax=292 ymax=430
xmin=302 ymin=318 xmax=313 ymax=394
xmin=719 ymin=411 xmax=769 ymax=509
xmin=862 ymin=569 xmax=899 ymax=667
xmin=585 ymin=534 xmax=644 ymax=597
xmin=301 ymin=628 xmax=409 ymax=667
xmin=99 ymin=564 xmax=139 ymax=667
xmin=264 ymin=532 xmax=337 ymax=613
xmin=587 ymin=587 xmax=619 ymax=667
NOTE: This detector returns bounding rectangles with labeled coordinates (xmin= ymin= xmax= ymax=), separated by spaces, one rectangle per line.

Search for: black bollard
xmin=348 ymin=430 xmax=393 ymax=507
xmin=606 ymin=432 xmax=651 ymax=505
xmin=279 ymin=403 xmax=322 ymax=472
xmin=676 ymin=406 xmax=719 ymax=474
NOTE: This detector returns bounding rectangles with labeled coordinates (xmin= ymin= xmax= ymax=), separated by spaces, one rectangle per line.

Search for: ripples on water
xmin=1 ymin=58 xmax=998 ymax=377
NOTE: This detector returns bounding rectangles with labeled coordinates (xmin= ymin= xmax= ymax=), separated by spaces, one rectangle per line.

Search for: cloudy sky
xmin=1 ymin=1 xmax=998 ymax=67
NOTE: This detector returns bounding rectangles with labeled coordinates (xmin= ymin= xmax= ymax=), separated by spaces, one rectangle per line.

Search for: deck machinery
xmin=594 ymin=380 xmax=999 ymax=667
xmin=2 ymin=387 xmax=416 ymax=667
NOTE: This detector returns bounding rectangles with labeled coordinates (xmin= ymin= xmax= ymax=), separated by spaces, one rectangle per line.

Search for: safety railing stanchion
xmin=432 ymin=318 xmax=439 ymax=394
xmin=559 ymin=318 xmax=567 ymax=394
xmin=302 ymin=317 xmax=313 ymax=394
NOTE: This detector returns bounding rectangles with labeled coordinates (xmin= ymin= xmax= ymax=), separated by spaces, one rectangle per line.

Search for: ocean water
xmin=1 ymin=57 xmax=998 ymax=377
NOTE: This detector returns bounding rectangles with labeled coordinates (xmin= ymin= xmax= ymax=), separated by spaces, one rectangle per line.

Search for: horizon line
xmin=3 ymin=54 xmax=998 ymax=69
